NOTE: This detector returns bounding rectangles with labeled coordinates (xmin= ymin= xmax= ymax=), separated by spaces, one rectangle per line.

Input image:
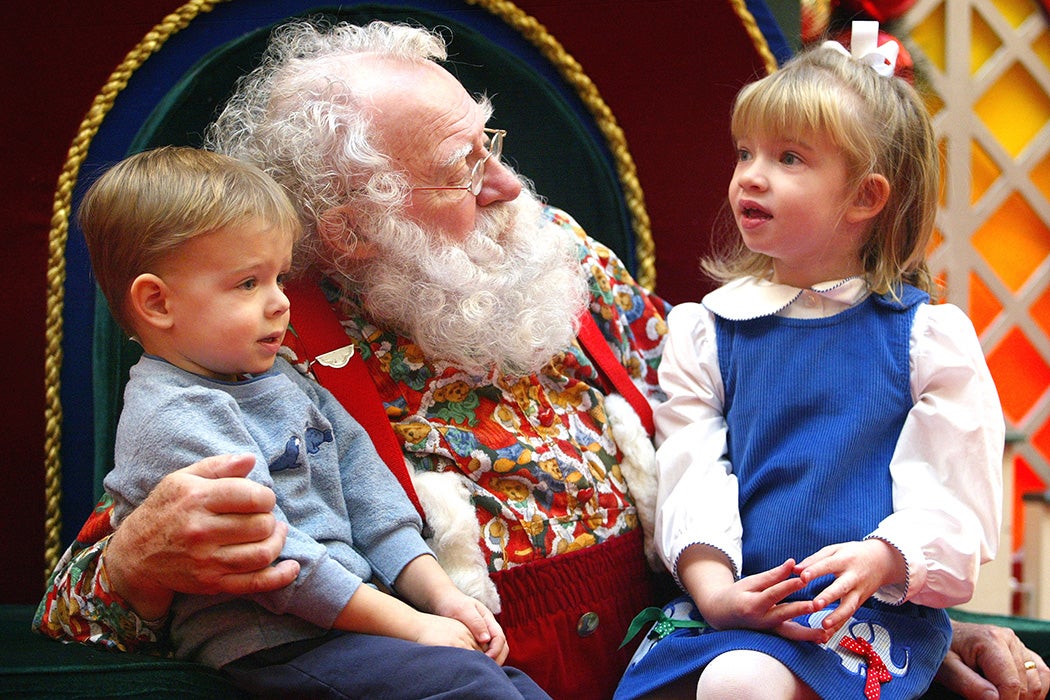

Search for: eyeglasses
xmin=411 ymin=128 xmax=506 ymax=197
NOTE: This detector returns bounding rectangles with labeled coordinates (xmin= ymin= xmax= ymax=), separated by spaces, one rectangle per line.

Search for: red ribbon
xmin=839 ymin=636 xmax=893 ymax=700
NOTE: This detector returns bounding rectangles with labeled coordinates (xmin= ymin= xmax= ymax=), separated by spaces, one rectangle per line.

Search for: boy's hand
xmin=432 ymin=590 xmax=509 ymax=664
xmin=412 ymin=612 xmax=483 ymax=652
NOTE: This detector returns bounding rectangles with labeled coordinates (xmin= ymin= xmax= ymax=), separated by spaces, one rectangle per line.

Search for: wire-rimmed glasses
xmin=411 ymin=128 xmax=506 ymax=197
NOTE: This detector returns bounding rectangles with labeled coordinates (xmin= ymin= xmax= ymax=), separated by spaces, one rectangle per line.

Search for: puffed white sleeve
xmin=869 ymin=302 xmax=1004 ymax=607
xmin=654 ymin=303 xmax=743 ymax=581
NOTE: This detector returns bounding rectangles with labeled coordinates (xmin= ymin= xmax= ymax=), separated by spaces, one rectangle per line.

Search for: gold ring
xmin=1025 ymin=660 xmax=1038 ymax=671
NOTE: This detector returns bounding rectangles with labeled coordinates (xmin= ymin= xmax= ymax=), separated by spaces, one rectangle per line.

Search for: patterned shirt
xmin=33 ymin=206 xmax=669 ymax=652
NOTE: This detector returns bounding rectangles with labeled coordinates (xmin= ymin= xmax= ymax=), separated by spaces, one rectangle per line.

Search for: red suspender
xmin=575 ymin=311 xmax=655 ymax=437
xmin=284 ymin=279 xmax=426 ymax=518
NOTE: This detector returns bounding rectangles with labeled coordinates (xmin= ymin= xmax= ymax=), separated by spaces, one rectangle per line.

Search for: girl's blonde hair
xmin=706 ymin=44 xmax=938 ymax=296
xmin=79 ymin=146 xmax=302 ymax=334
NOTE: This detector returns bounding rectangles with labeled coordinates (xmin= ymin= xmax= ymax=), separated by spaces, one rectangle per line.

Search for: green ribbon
xmin=619 ymin=606 xmax=709 ymax=649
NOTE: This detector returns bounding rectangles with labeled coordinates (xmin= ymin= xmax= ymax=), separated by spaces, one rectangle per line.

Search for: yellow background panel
xmin=972 ymin=192 xmax=1050 ymax=291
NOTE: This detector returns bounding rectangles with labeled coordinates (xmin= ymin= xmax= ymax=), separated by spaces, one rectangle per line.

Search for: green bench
xmin=1 ymin=605 xmax=244 ymax=698
xmin=4 ymin=604 xmax=1046 ymax=698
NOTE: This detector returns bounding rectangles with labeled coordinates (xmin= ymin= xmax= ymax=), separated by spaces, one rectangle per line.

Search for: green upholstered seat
xmin=5 ymin=603 xmax=1048 ymax=697
xmin=0 ymin=605 xmax=245 ymax=698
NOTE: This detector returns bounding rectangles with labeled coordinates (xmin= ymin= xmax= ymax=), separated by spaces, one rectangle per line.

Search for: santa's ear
xmin=128 ymin=273 xmax=174 ymax=330
xmin=317 ymin=205 xmax=378 ymax=260
xmin=846 ymin=173 xmax=890 ymax=224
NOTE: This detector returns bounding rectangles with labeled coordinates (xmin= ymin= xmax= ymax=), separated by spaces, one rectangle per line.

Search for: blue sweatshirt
xmin=105 ymin=355 xmax=432 ymax=668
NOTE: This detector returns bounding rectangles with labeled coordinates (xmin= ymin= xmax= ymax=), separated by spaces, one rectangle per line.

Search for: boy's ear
xmin=846 ymin=173 xmax=891 ymax=224
xmin=128 ymin=273 xmax=174 ymax=330
xmin=317 ymin=205 xmax=378 ymax=261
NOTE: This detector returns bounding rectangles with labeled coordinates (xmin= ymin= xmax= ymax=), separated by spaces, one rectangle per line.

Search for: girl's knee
xmin=696 ymin=650 xmax=813 ymax=700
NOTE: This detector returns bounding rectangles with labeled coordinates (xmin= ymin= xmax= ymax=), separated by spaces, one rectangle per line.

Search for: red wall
xmin=2 ymin=1 xmax=770 ymax=603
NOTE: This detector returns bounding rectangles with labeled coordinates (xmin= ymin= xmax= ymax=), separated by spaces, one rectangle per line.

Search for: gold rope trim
xmin=467 ymin=0 xmax=657 ymax=292
xmin=728 ymin=0 xmax=781 ymax=76
xmin=43 ymin=0 xmax=227 ymax=581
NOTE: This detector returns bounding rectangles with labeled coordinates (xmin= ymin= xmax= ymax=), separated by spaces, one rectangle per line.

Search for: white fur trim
xmin=604 ymin=393 xmax=662 ymax=571
xmin=411 ymin=468 xmax=502 ymax=613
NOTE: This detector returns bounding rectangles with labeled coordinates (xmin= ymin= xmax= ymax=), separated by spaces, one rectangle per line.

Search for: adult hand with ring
xmin=936 ymin=621 xmax=1048 ymax=699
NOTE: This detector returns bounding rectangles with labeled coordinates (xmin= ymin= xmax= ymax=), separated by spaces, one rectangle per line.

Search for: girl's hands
xmin=678 ymin=546 xmax=826 ymax=642
xmin=794 ymin=538 xmax=906 ymax=636
xmin=700 ymin=559 xmax=827 ymax=641
xmin=678 ymin=540 xmax=906 ymax=643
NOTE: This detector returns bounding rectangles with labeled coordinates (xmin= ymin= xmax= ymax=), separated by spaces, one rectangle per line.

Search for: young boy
xmin=79 ymin=146 xmax=549 ymax=699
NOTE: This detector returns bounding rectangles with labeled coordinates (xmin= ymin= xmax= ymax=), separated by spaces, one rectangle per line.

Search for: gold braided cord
xmin=728 ymin=0 xmax=781 ymax=76
xmin=43 ymin=0 xmax=226 ymax=580
xmin=467 ymin=0 xmax=657 ymax=292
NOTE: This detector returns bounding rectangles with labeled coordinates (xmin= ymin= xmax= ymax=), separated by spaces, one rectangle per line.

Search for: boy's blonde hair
xmin=79 ymin=146 xmax=303 ymax=334
xmin=707 ymin=44 xmax=938 ymax=296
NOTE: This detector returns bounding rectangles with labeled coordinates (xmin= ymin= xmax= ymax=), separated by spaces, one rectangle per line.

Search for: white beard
xmin=352 ymin=189 xmax=589 ymax=376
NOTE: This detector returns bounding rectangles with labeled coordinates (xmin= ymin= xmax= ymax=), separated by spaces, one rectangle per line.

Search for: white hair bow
xmin=822 ymin=20 xmax=899 ymax=78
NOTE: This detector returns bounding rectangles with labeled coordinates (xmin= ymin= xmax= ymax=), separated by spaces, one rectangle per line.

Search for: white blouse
xmin=654 ymin=276 xmax=1005 ymax=607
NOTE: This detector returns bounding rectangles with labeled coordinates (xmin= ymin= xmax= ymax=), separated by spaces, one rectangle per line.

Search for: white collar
xmin=702 ymin=276 xmax=870 ymax=321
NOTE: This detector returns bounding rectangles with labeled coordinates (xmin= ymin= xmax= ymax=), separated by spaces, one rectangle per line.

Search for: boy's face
xmin=155 ymin=219 xmax=294 ymax=381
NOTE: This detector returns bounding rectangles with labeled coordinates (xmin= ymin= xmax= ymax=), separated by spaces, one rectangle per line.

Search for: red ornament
xmin=835 ymin=0 xmax=917 ymax=22
xmin=802 ymin=0 xmax=833 ymax=44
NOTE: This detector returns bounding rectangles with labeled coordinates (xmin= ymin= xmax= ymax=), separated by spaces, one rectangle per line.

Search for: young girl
xmin=614 ymin=22 xmax=1004 ymax=700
